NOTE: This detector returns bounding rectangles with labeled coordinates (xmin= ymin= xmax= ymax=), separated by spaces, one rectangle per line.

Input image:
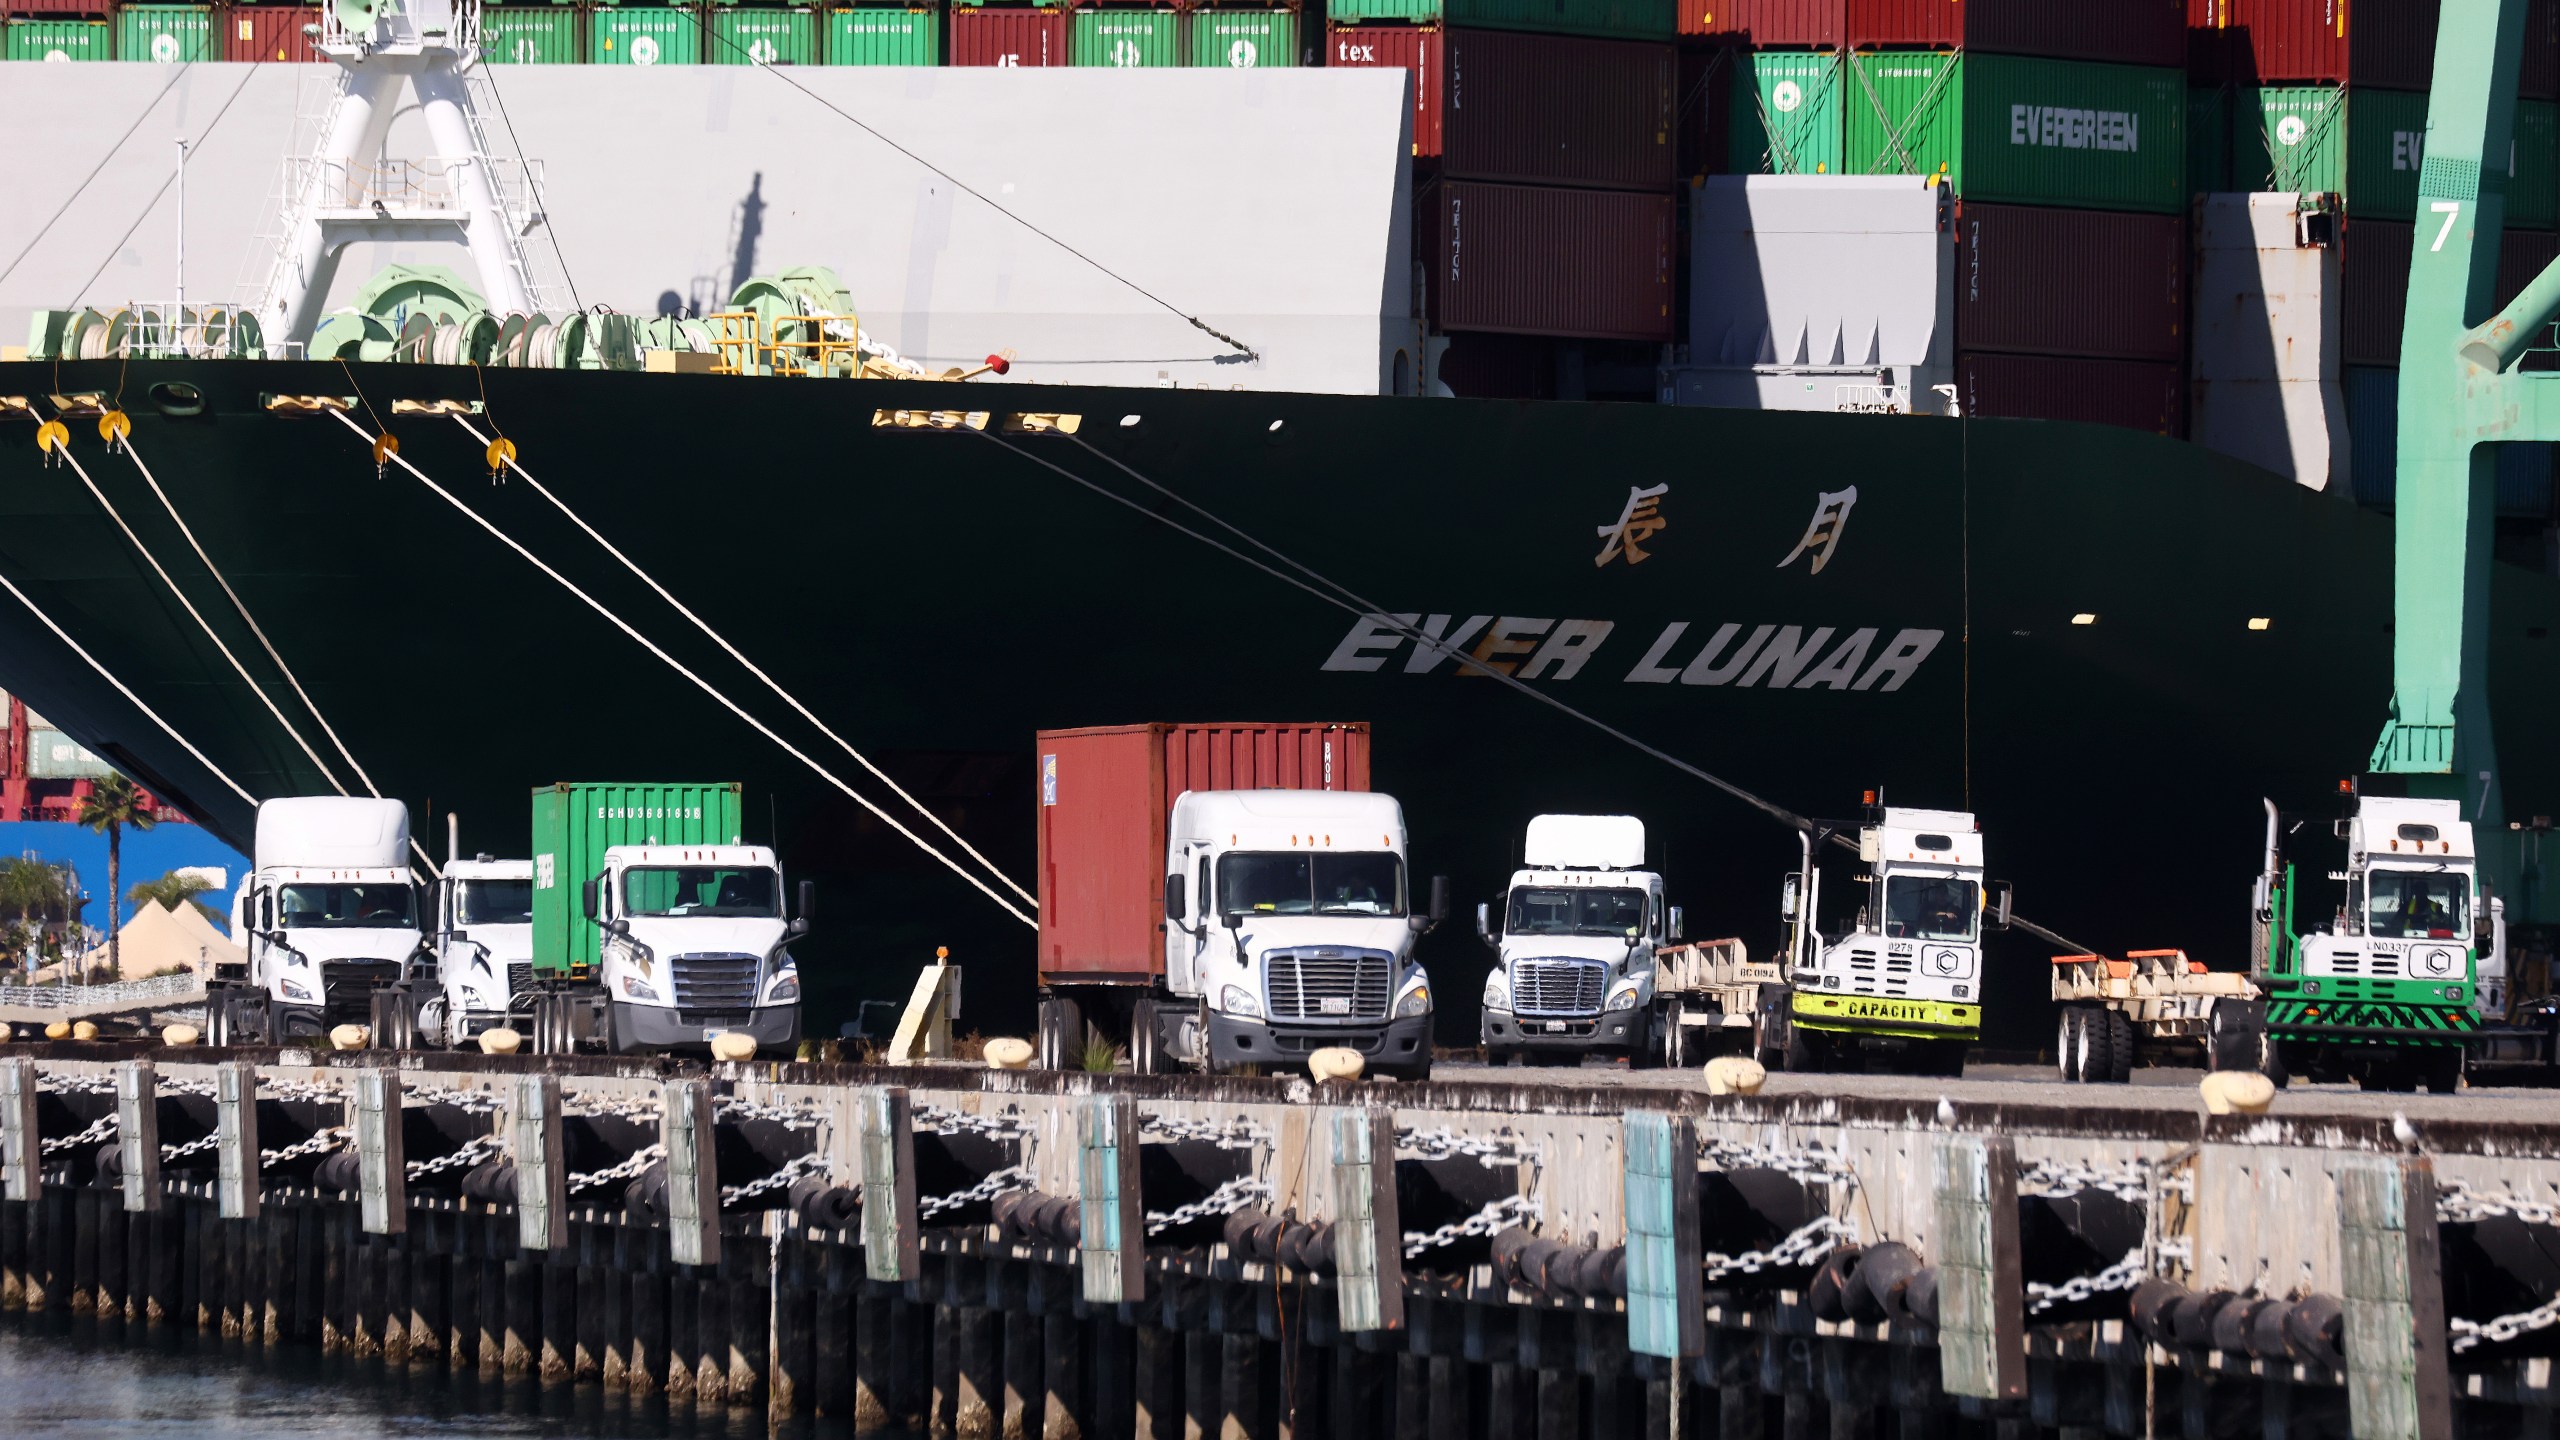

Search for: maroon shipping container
xmin=225 ymin=5 xmax=322 ymax=61
xmin=2340 ymin=218 xmax=2411 ymax=368
xmin=2194 ymin=0 xmax=2438 ymax=91
xmin=1851 ymin=0 xmax=2183 ymax=66
xmin=950 ymin=7 xmax=1064 ymax=67
xmin=1956 ymin=353 xmax=2186 ymax=436
xmin=1954 ymin=203 xmax=2186 ymax=362
xmin=1680 ymin=0 xmax=1842 ymax=46
xmin=1035 ymin=723 xmax=1373 ymax=982
xmin=3 ymin=0 xmax=108 ymax=16
xmin=1444 ymin=29 xmax=1675 ymax=189
xmin=1430 ymin=180 xmax=1675 ymax=340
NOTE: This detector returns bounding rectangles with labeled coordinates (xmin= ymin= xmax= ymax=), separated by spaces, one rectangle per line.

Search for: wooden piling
xmin=1 ymin=1197 xmax=27 ymax=1310
xmin=1332 ymin=1342 xmax=1389 ymax=1439
xmin=1186 ymin=1323 xmax=1222 ymax=1440
xmin=958 ymin=1305 xmax=1001 ymax=1440
xmin=728 ymin=1240 xmax=766 ymax=1409
xmin=262 ymin=1204 xmax=293 ymax=1346
xmin=1223 ymin=1332 xmax=1273 ymax=1440
xmin=542 ymin=1257 xmax=576 ymax=1383
xmin=477 ymin=1235 xmax=507 ymax=1380
xmin=768 ymin=1238 xmax=814 ymax=1424
xmin=1137 ymin=1325 xmax=1184 ymax=1440
xmin=290 ymin=1203 xmax=322 ymax=1345
xmin=599 ymin=1224 xmax=631 ymax=1390
xmin=695 ymin=1264 xmax=730 ymax=1403
xmin=409 ymin=1209 xmax=447 ymax=1365
xmin=1042 ymin=1308 xmax=1088 ymax=1440
xmin=628 ymin=1246 xmax=666 ymax=1396
xmin=573 ymin=1224 xmax=605 ymax=1383
xmin=96 ymin=1187 xmax=128 ymax=1319
xmin=1004 ymin=1305 xmax=1043 ymax=1440
xmin=354 ymin=1227 xmax=385 ymax=1358
xmin=826 ymin=1267 xmax=867 ymax=1425
xmin=447 ymin=1213 xmax=481 ymax=1374
xmin=666 ymin=1265 xmax=700 ymax=1400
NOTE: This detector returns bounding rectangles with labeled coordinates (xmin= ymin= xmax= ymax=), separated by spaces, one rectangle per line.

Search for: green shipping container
xmin=2187 ymin=84 xmax=2229 ymax=194
xmin=1845 ymin=51 xmax=2186 ymax=215
xmin=2239 ymin=87 xmax=2429 ymax=221
xmin=5 ymin=18 xmax=109 ymax=61
xmin=530 ymin=783 xmax=745 ymax=976
xmin=1328 ymin=0 xmax=1669 ymax=43
xmin=713 ymin=6 xmax=817 ymax=63
xmin=1728 ymin=50 xmax=1841 ymax=176
xmin=826 ymin=7 xmax=939 ymax=64
xmin=483 ymin=6 xmax=580 ymax=62
xmin=1188 ymin=10 xmax=1294 ymax=67
xmin=116 ymin=6 xmax=212 ymax=62
xmin=1073 ymin=10 xmax=1177 ymax=67
xmin=591 ymin=6 xmax=701 ymax=65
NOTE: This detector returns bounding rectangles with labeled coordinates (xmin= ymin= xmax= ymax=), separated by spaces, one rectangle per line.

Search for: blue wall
xmin=0 ymin=821 xmax=250 ymax=934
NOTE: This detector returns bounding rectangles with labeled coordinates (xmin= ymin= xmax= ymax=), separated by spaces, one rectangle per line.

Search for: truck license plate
xmin=1321 ymin=997 xmax=1350 ymax=1015
xmin=1544 ymin=1021 xmax=1566 ymax=1033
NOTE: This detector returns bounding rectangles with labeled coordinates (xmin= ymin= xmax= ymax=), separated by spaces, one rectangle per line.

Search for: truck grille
xmin=1263 ymin=947 xmax=1393 ymax=1022
xmin=321 ymin=960 xmax=402 ymax=1017
xmin=1510 ymin=958 xmax=1606 ymax=1017
xmin=671 ymin=953 xmax=761 ymax=1010
xmin=506 ymin=962 xmax=533 ymax=996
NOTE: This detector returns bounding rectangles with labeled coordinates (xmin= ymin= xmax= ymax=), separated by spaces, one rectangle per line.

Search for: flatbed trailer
xmin=1650 ymin=938 xmax=1781 ymax=1068
xmin=2052 ymin=949 xmax=2259 ymax=1083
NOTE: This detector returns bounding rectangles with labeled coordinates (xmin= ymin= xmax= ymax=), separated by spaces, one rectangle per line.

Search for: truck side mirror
xmin=797 ymin=879 xmax=816 ymax=923
xmin=1986 ymin=880 xmax=2013 ymax=932
xmin=606 ymin=917 xmax=630 ymax=939
xmin=1781 ymin=875 xmax=1800 ymax=921
xmin=1164 ymin=873 xmax=1186 ymax=922
xmin=1668 ymin=906 xmax=1686 ymax=942
xmin=1475 ymin=902 xmax=1495 ymax=946
xmin=581 ymin=877 xmax=599 ymax=922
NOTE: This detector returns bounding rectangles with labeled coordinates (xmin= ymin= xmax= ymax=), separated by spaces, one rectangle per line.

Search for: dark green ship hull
xmin=2 ymin=358 xmax=2556 ymax=1049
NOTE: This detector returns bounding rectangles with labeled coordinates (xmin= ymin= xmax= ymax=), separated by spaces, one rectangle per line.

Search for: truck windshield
xmin=624 ymin=867 xmax=779 ymax=918
xmin=2366 ymin=869 xmax=2469 ymax=939
xmin=1218 ymin=852 xmax=1405 ymax=917
xmin=277 ymin=883 xmax=416 ymax=929
xmin=455 ymin=879 xmax=532 ymax=926
xmin=1506 ymin=886 xmax=1646 ymax=938
xmin=1884 ymin=875 xmax=1978 ymax=941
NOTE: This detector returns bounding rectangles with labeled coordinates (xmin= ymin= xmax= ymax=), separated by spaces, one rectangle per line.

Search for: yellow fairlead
xmin=96 ymin=410 xmax=130 ymax=449
xmin=484 ymin=435 xmax=517 ymax=482
xmin=34 ymin=420 xmax=68 ymax=462
xmin=372 ymin=432 xmax=400 ymax=479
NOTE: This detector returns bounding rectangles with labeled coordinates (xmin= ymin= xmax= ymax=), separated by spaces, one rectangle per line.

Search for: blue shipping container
xmin=2344 ymin=366 xmax=2555 ymax=516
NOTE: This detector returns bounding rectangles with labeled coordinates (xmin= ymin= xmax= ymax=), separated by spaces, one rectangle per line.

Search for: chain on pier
xmin=40 ymin=1114 xmax=118 ymax=1156
xmin=1141 ymin=1114 xmax=1269 ymax=1150
xmin=1703 ymin=1214 xmax=1856 ymax=1284
xmin=2027 ymin=1248 xmax=2148 ymax=1315
xmin=723 ymin=1151 xmax=830 ymax=1206
xmin=259 ymin=1127 xmax=349 ymax=1168
xmin=568 ymin=1143 xmax=666 ymax=1193
xmin=1396 ymin=1126 xmax=1538 ymax=1170
xmin=1698 ymin=1134 xmax=1857 ymax=1186
xmin=919 ymin=1165 xmax=1033 ymax=1220
xmin=1404 ymin=1193 xmax=1541 ymax=1258
xmin=715 ymin=1096 xmax=827 ymax=1130
xmin=913 ymin=1105 xmax=1037 ymax=1141
xmin=1145 ymin=1176 xmax=1271 ymax=1236
xmin=406 ymin=1134 xmax=503 ymax=1181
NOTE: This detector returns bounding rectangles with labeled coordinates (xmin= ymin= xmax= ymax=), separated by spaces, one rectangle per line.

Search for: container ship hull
xmin=2 ymin=356 xmax=2555 ymax=1047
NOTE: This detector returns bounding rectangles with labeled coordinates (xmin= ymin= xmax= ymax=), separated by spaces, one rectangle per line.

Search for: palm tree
xmin=76 ymin=776 xmax=155 ymax=980
xmin=129 ymin=870 xmax=222 ymax=927
xmin=0 ymin=857 xmax=72 ymax=975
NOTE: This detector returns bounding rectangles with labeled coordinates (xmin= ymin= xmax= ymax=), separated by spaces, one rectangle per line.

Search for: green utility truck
xmin=521 ymin=782 xmax=811 ymax=1054
xmin=2235 ymin=792 xmax=2484 ymax=1092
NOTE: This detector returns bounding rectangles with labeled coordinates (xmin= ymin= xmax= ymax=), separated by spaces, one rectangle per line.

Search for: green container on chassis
xmin=5 ymin=18 xmax=109 ymax=60
xmin=591 ymin=6 xmax=702 ymax=65
xmin=116 ymin=6 xmax=214 ymax=62
xmin=713 ymin=6 xmax=818 ymax=62
xmin=1728 ymin=50 xmax=1842 ymax=175
xmin=530 ymin=782 xmax=744 ymax=977
xmin=827 ymin=7 xmax=940 ymax=64
xmin=1073 ymin=9 xmax=1178 ymax=67
xmin=1327 ymin=0 xmax=1670 ymax=43
xmin=2238 ymin=86 xmax=2431 ymax=221
xmin=1189 ymin=10 xmax=1295 ymax=68
xmin=1844 ymin=51 xmax=2186 ymax=214
xmin=483 ymin=6 xmax=581 ymax=62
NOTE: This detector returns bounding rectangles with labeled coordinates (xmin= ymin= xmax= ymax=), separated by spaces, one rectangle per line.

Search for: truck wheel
xmin=1129 ymin=998 xmax=1164 ymax=1076
xmin=1623 ymin=1011 xmax=1655 ymax=1070
xmin=1753 ymin=988 xmax=1791 ymax=1071
xmin=1783 ymin=1014 xmax=1820 ymax=1073
xmin=2058 ymin=1010 xmax=2086 ymax=1082
xmin=2105 ymin=1011 xmax=2136 ymax=1084
xmin=2071 ymin=1007 xmax=2113 ymax=1085
xmin=1661 ymin=1003 xmax=1692 ymax=1069
xmin=2259 ymin=1034 xmax=2290 ymax=1089
xmin=1036 ymin=995 xmax=1083 ymax=1072
xmin=205 ymin=991 xmax=239 ymax=1048
xmin=2419 ymin=1046 xmax=2463 ymax=1095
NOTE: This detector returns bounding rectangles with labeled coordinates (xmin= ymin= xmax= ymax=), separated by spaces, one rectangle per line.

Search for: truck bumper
xmin=610 ymin=1000 xmax=800 ymax=1054
xmin=1207 ymin=1010 xmax=1432 ymax=1072
xmin=1482 ymin=1008 xmax=1642 ymax=1051
xmin=1790 ymin=992 xmax=1979 ymax=1041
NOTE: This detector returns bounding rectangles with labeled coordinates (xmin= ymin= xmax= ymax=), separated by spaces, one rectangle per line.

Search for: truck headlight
xmin=1481 ymin=971 xmax=1509 ymax=1011
xmin=620 ymin=975 xmax=659 ymax=1002
xmin=1395 ymin=983 xmax=1432 ymax=1018
xmin=1219 ymin=985 xmax=1263 ymax=1019
xmin=766 ymin=971 xmax=800 ymax=1003
xmin=1605 ymin=987 xmax=1640 ymax=1012
xmin=280 ymin=978 xmax=314 ymax=1002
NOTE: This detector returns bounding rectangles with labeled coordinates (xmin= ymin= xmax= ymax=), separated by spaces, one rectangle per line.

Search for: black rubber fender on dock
xmin=1808 ymin=1246 xmax=1864 ymax=1324
xmin=2285 ymin=1293 xmax=2345 ymax=1366
xmin=1852 ymin=1240 xmax=1923 ymax=1324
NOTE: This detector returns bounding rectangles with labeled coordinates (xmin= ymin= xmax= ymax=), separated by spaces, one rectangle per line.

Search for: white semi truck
xmin=1476 ymin=815 xmax=1681 ymax=1064
xmin=422 ymin=855 xmax=536 ymax=1047
xmin=577 ymin=842 xmax=807 ymax=1054
xmin=208 ymin=796 xmax=424 ymax=1045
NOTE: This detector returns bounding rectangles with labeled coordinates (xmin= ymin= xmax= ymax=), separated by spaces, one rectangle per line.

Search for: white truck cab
xmin=1477 ymin=815 xmax=1672 ymax=1061
xmin=1781 ymin=805 xmax=1996 ymax=1074
xmin=2278 ymin=795 xmax=2484 ymax=996
xmin=225 ymin=796 xmax=422 ymax=1042
xmin=1159 ymin=789 xmax=1440 ymax=1079
xmin=583 ymin=842 xmax=805 ymax=1053
xmin=426 ymin=857 xmax=534 ymax=1046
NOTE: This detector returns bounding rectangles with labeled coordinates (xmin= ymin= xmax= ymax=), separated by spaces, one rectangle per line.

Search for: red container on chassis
xmin=225 ymin=4 xmax=322 ymax=60
xmin=1954 ymin=203 xmax=2186 ymax=363
xmin=2189 ymin=0 xmax=2438 ymax=91
xmin=1955 ymin=352 xmax=2186 ymax=436
xmin=1679 ymin=0 xmax=1842 ymax=46
xmin=1429 ymin=180 xmax=1675 ymax=341
xmin=1035 ymin=723 xmax=1373 ymax=983
xmin=1849 ymin=0 xmax=2183 ymax=67
xmin=949 ymin=7 xmax=1064 ymax=66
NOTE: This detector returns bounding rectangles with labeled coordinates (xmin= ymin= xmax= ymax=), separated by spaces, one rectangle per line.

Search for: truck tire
xmin=1783 ymin=1012 xmax=1820 ymax=1073
xmin=1129 ymin=998 xmax=1164 ymax=1076
xmin=1623 ymin=1010 xmax=1655 ymax=1070
xmin=205 ymin=990 xmax=240 ymax=1048
xmin=2058 ymin=1009 xmax=2086 ymax=1082
xmin=2075 ymin=1007 xmax=2114 ymax=1085
xmin=2105 ymin=1010 xmax=2136 ymax=1083
xmin=1036 ymin=995 xmax=1083 ymax=1072
xmin=2418 ymin=1045 xmax=2463 ymax=1095
xmin=1753 ymin=987 xmax=1791 ymax=1071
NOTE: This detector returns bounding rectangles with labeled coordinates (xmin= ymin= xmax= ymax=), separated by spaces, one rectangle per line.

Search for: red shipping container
xmin=1851 ymin=0 xmax=2184 ymax=66
xmin=2194 ymin=0 xmax=2438 ymax=91
xmin=225 ymin=5 xmax=322 ymax=61
xmin=2340 ymin=218 xmax=2411 ymax=368
xmin=2529 ymin=0 xmax=2560 ymax=103
xmin=1328 ymin=25 xmax=1442 ymax=156
xmin=4 ymin=0 xmax=109 ymax=16
xmin=1035 ymin=723 xmax=1372 ymax=982
xmin=1429 ymin=180 xmax=1675 ymax=340
xmin=1955 ymin=203 xmax=2186 ymax=362
xmin=950 ymin=7 xmax=1064 ymax=67
xmin=1679 ymin=0 xmax=1842 ymax=46
xmin=1956 ymin=352 xmax=2186 ymax=436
